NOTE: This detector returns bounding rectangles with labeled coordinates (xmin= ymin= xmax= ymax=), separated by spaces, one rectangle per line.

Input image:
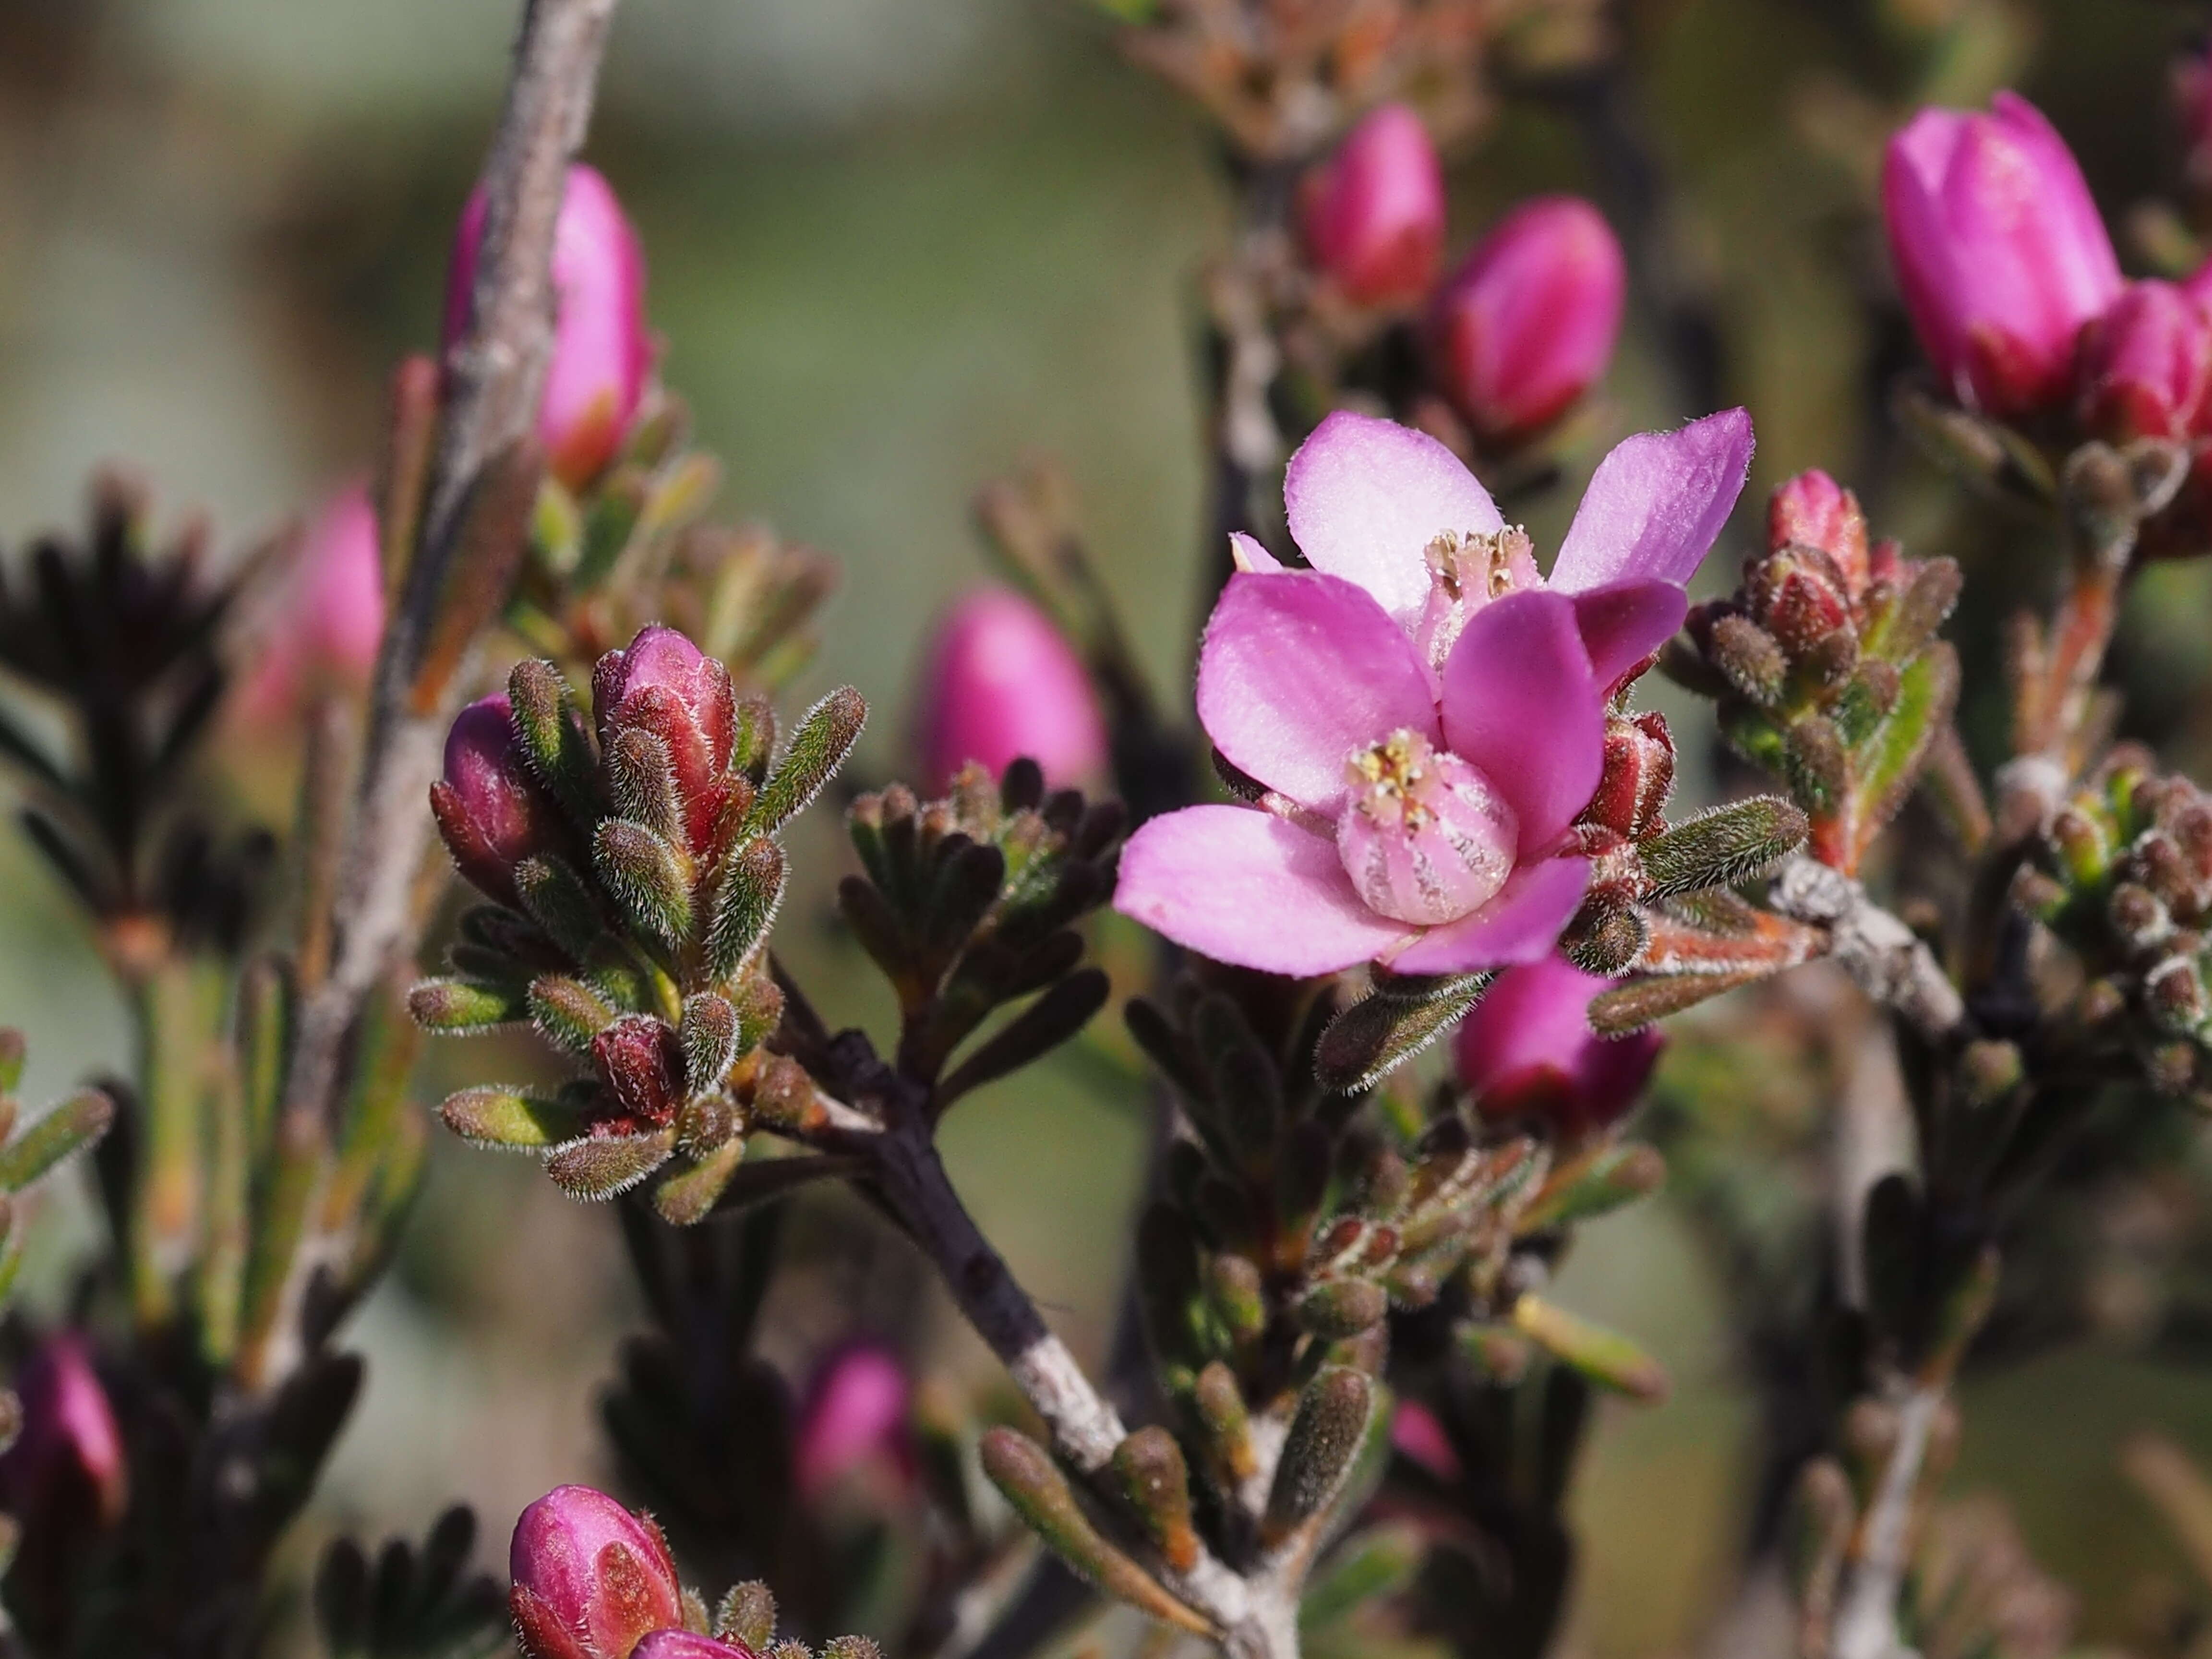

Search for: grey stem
xmin=251 ymin=0 xmax=622 ymax=1390
xmin=1830 ymin=1384 xmax=1943 ymax=1659
xmin=1770 ymin=856 xmax=1966 ymax=1045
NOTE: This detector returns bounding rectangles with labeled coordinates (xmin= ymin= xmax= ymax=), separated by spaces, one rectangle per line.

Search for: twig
xmin=1829 ymin=1383 xmax=1943 ymax=1659
xmin=246 ymin=0 xmax=621 ymax=1391
xmin=1770 ymin=856 xmax=1966 ymax=1044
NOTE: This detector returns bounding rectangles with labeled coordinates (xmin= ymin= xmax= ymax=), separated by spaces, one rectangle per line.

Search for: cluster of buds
xmin=2016 ymin=757 xmax=2212 ymax=1097
xmin=509 ymin=1483 xmax=881 ymax=1659
xmin=1295 ymin=104 xmax=1626 ymax=453
xmin=1673 ymin=470 xmax=1960 ymax=876
xmin=411 ymin=625 xmax=865 ymax=1218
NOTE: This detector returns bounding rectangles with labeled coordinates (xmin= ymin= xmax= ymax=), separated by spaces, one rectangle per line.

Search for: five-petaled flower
xmin=1114 ymin=408 xmax=1752 ymax=977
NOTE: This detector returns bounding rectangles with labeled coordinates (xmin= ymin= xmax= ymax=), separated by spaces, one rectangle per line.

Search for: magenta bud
xmin=1767 ymin=470 xmax=1870 ymax=594
xmin=633 ymin=1636 xmax=757 ymax=1659
xmin=590 ymin=1015 xmax=686 ymax=1135
xmin=1454 ymin=955 xmax=1662 ymax=1135
xmin=431 ymin=694 xmax=563 ymax=906
xmin=795 ymin=1343 xmax=913 ymax=1503
xmin=914 ymin=589 xmax=1107 ymax=796
xmin=1298 ymin=103 xmax=1447 ymax=308
xmin=1425 ymin=196 xmax=1626 ymax=445
xmin=0 ymin=1335 xmax=127 ymax=1530
xmin=1881 ymin=92 xmax=2121 ymax=418
xmin=239 ymin=484 xmax=387 ymax=722
xmin=593 ymin=626 xmax=738 ymax=852
xmin=1389 ymin=1398 xmax=1463 ymax=1485
xmin=509 ymin=1484 xmax=686 ymax=1659
xmin=446 ymin=164 xmax=651 ymax=490
xmin=2076 ymin=279 xmax=2212 ymax=443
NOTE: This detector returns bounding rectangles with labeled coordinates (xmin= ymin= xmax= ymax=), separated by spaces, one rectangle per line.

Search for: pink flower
xmin=509 ymin=1483 xmax=686 ymax=1659
xmin=447 ymin=164 xmax=651 ymax=490
xmin=2078 ymin=279 xmax=2212 ymax=442
xmin=237 ymin=484 xmax=386 ymax=721
xmin=1882 ymin=93 xmax=2121 ymax=417
xmin=794 ymin=1343 xmax=912 ymax=1503
xmin=633 ymin=1636 xmax=756 ymax=1659
xmin=430 ymin=694 xmax=563 ymax=908
xmin=0 ymin=1335 xmax=127 ymax=1531
xmin=1115 ymin=408 xmax=1752 ymax=977
xmin=1453 ymin=954 xmax=1662 ymax=1133
xmin=1426 ymin=196 xmax=1626 ymax=444
xmin=1298 ymin=104 xmax=1447 ymax=308
xmin=914 ymin=588 xmax=1107 ymax=795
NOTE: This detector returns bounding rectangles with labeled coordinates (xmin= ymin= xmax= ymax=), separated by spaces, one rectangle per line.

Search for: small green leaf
xmin=1314 ymin=973 xmax=1490 ymax=1093
xmin=1640 ymin=795 xmax=1807 ymax=899
xmin=705 ymin=838 xmax=786 ymax=982
xmin=1512 ymin=1295 xmax=1669 ymax=1402
xmin=409 ymin=977 xmax=530 ymax=1034
xmin=545 ymin=1128 xmax=676 ymax=1200
xmin=1262 ymin=1367 xmax=1374 ymax=1547
xmin=439 ymin=1086 xmax=586 ymax=1151
xmin=0 ymin=1088 xmax=114 ymax=1191
xmin=594 ymin=818 xmax=695 ymax=949
xmin=746 ymin=686 xmax=866 ymax=835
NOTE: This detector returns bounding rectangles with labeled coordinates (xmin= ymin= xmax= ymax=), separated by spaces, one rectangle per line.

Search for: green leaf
xmin=936 ymin=969 xmax=1109 ymax=1106
xmin=507 ymin=658 xmax=601 ymax=825
xmin=1511 ymin=1295 xmax=1669 ymax=1402
xmin=1639 ymin=796 xmax=1807 ymax=898
xmin=1262 ymin=1367 xmax=1374 ymax=1547
xmin=0 ymin=1088 xmax=113 ymax=1191
xmin=1313 ymin=973 xmax=1490 ymax=1093
xmin=705 ymin=838 xmax=786 ymax=982
xmin=439 ymin=1086 xmax=587 ymax=1151
xmin=746 ymin=686 xmax=866 ymax=835
xmin=408 ymin=977 xmax=530 ymax=1035
xmin=544 ymin=1128 xmax=676 ymax=1200
xmin=594 ymin=818 xmax=695 ymax=949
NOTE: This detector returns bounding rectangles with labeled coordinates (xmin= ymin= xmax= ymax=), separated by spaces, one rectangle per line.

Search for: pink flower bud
xmin=593 ymin=625 xmax=739 ymax=854
xmin=1389 ymin=1398 xmax=1462 ymax=1484
xmin=914 ymin=589 xmax=1106 ymax=796
xmin=239 ymin=484 xmax=387 ymax=722
xmin=795 ymin=1343 xmax=912 ymax=1503
xmin=591 ymin=1014 xmax=685 ymax=1135
xmin=1454 ymin=955 xmax=1661 ymax=1135
xmin=431 ymin=694 xmax=563 ymax=907
xmin=1767 ymin=469 xmax=1870 ymax=594
xmin=1425 ymin=196 xmax=1625 ymax=445
xmin=1881 ymin=93 xmax=2121 ymax=417
xmin=509 ymin=1484 xmax=685 ymax=1659
xmin=0 ymin=1335 xmax=127 ymax=1531
xmin=2076 ymin=280 xmax=2212 ymax=443
xmin=1298 ymin=104 xmax=1447 ymax=308
xmin=633 ymin=1636 xmax=756 ymax=1659
xmin=447 ymin=164 xmax=651 ymax=490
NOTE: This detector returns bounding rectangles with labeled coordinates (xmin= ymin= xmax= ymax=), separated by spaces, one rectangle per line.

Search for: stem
xmin=1829 ymin=1384 xmax=1943 ymax=1659
xmin=249 ymin=0 xmax=621 ymax=1391
xmin=1769 ymin=856 xmax=1966 ymax=1045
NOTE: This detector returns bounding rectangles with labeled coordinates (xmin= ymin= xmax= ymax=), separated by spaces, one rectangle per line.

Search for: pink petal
xmin=1571 ymin=578 xmax=1687 ymax=690
xmin=1283 ymin=411 xmax=1502 ymax=626
xmin=1229 ymin=531 xmax=1284 ymax=574
xmin=1390 ymin=857 xmax=1590 ymax=973
xmin=1197 ymin=571 xmax=1439 ymax=816
xmin=1547 ymin=409 xmax=1754 ymax=594
xmin=1438 ymin=589 xmax=1603 ymax=857
xmin=1115 ymin=805 xmax=1412 ymax=974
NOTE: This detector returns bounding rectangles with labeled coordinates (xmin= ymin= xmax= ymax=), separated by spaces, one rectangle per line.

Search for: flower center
xmin=1336 ymin=729 xmax=1518 ymax=926
xmin=1412 ymin=526 xmax=1538 ymax=673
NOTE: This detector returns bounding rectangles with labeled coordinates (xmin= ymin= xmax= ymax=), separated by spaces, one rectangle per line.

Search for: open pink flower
xmin=1116 ymin=409 xmax=1751 ymax=978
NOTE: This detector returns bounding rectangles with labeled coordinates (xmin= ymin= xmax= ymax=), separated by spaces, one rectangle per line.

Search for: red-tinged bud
xmin=1426 ymin=196 xmax=1626 ymax=445
xmin=509 ymin=1484 xmax=685 ymax=1659
xmin=1753 ymin=548 xmax=1856 ymax=656
xmin=239 ymin=483 xmax=387 ymax=722
xmin=2076 ymin=280 xmax=2212 ymax=442
xmin=595 ymin=626 xmax=738 ymax=854
xmin=0 ymin=1335 xmax=127 ymax=1528
xmin=795 ymin=1343 xmax=914 ymax=1503
xmin=1455 ymin=955 xmax=1663 ymax=1135
xmin=446 ymin=165 xmax=651 ymax=490
xmin=634 ymin=1636 xmax=757 ymax=1659
xmin=914 ymin=588 xmax=1107 ymax=796
xmin=1389 ymin=1397 xmax=1463 ymax=1484
xmin=432 ymin=695 xmax=563 ymax=907
xmin=1768 ymin=470 xmax=1871 ymax=594
xmin=1298 ymin=104 xmax=1446 ymax=308
xmin=590 ymin=1015 xmax=686 ymax=1134
xmin=1581 ymin=712 xmax=1674 ymax=841
xmin=1881 ymin=94 xmax=2120 ymax=416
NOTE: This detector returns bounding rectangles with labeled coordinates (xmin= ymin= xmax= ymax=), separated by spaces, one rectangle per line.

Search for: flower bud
xmin=1389 ymin=1397 xmax=1463 ymax=1484
xmin=239 ymin=484 xmax=386 ymax=722
xmin=594 ymin=625 xmax=739 ymax=853
xmin=634 ymin=1636 xmax=756 ymax=1659
xmin=1454 ymin=955 xmax=1662 ymax=1134
xmin=794 ymin=1343 xmax=913 ymax=1503
xmin=1425 ymin=196 xmax=1625 ymax=444
xmin=446 ymin=164 xmax=650 ymax=489
xmin=0 ymin=1335 xmax=127 ymax=1530
xmin=431 ymin=695 xmax=564 ymax=907
xmin=590 ymin=1015 xmax=686 ymax=1134
xmin=1881 ymin=93 xmax=2121 ymax=416
xmin=914 ymin=589 xmax=1106 ymax=795
xmin=2077 ymin=279 xmax=2212 ymax=442
xmin=1768 ymin=470 xmax=1870 ymax=594
xmin=509 ymin=1483 xmax=685 ymax=1659
xmin=1298 ymin=104 xmax=1446 ymax=308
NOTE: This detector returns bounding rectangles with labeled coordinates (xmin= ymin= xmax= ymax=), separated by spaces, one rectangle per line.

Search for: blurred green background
xmin=5 ymin=0 xmax=2212 ymax=1653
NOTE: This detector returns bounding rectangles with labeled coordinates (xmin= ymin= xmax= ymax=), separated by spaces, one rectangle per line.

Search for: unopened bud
xmin=1768 ymin=469 xmax=1870 ymax=592
xmin=915 ymin=589 xmax=1105 ymax=796
xmin=508 ymin=1484 xmax=685 ymax=1659
xmin=1298 ymin=103 xmax=1446 ymax=308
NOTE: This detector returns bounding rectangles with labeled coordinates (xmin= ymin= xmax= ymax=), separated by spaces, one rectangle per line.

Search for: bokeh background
xmin=4 ymin=0 xmax=2212 ymax=1653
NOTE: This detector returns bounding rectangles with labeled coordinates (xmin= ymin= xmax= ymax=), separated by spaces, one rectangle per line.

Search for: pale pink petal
xmin=1438 ymin=589 xmax=1603 ymax=857
xmin=1229 ymin=531 xmax=1284 ymax=574
xmin=1283 ymin=411 xmax=1502 ymax=625
xmin=1389 ymin=857 xmax=1590 ymax=973
xmin=1115 ymin=805 xmax=1412 ymax=974
xmin=1547 ymin=409 xmax=1754 ymax=594
xmin=1197 ymin=571 xmax=1439 ymax=816
xmin=1571 ymin=579 xmax=1687 ymax=690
